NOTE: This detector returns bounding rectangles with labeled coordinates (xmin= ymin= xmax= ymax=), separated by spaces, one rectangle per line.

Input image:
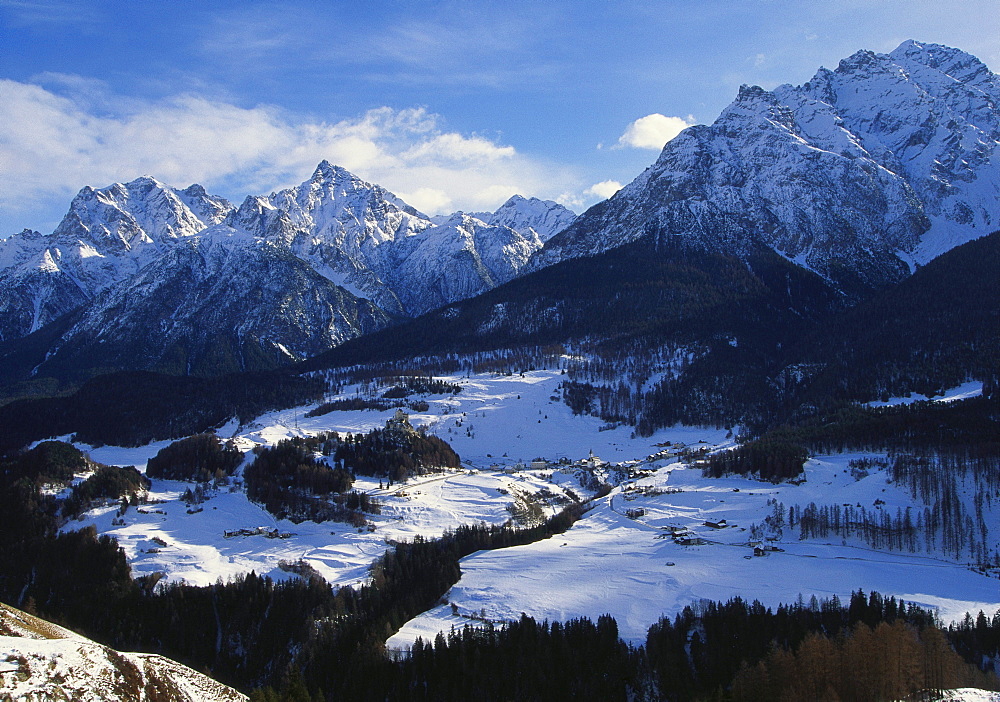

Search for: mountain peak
xmin=535 ymin=41 xmax=998 ymax=289
xmin=310 ymin=160 xmax=354 ymax=183
xmin=499 ymin=194 xmax=529 ymax=207
xmin=835 ymin=48 xmax=882 ymax=74
xmin=889 ymin=39 xmax=993 ymax=85
xmin=890 ymin=39 xmax=973 ymax=65
xmin=717 ymin=84 xmax=787 ymax=127
xmin=736 ymin=84 xmax=770 ymax=101
xmin=127 ymin=174 xmax=165 ymax=187
xmin=115 ymin=175 xmax=174 ymax=199
xmin=487 ymin=194 xmax=576 ymax=243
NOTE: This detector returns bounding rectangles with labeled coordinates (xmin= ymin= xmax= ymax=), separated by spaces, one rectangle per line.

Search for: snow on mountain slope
xmin=0 ymin=229 xmax=89 ymax=342
xmin=52 ymin=176 xmax=227 ymax=257
xmin=865 ymin=380 xmax=984 ymax=407
xmin=0 ymin=603 xmax=247 ymax=701
xmin=251 ymin=162 xmax=576 ymax=316
xmin=33 ymin=228 xmax=393 ymax=378
xmin=0 ymin=177 xmax=234 ymax=341
xmin=387 ymin=212 xmax=547 ymax=313
xmin=536 ymin=40 xmax=1000 ymax=292
xmin=486 ymin=194 xmax=577 ymax=242
xmin=0 ymin=163 xmax=576 ymax=368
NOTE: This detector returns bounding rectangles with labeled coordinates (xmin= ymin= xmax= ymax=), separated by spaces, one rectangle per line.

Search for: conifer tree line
xmin=248 ymin=591 xmax=997 ymax=701
xmin=227 ymin=423 xmax=458 ymax=522
xmin=145 ymin=433 xmax=243 ymax=482
xmin=378 ymin=374 xmax=463 ymax=398
xmin=730 ymin=619 xmax=992 ymax=702
xmin=335 ymin=425 xmax=461 ymax=479
xmin=303 ymin=345 xmax=571 ymax=386
xmin=0 ymin=369 xmax=325 ymax=453
xmin=244 ymin=435 xmax=360 ymax=524
xmin=60 ymin=464 xmax=148 ymax=519
xmin=705 ymin=438 xmax=808 ymax=482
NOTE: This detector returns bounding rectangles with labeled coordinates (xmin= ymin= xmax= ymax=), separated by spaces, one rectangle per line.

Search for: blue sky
xmin=2 ymin=0 xmax=998 ymax=233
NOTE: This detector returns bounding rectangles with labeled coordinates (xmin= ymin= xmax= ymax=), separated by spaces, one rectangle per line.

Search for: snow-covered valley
xmin=50 ymin=369 xmax=998 ymax=656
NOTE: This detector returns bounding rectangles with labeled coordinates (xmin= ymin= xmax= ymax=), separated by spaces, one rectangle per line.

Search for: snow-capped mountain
xmin=485 ymin=194 xmax=578 ymax=243
xmin=0 ymin=163 xmax=575 ymax=381
xmin=234 ymin=161 xmax=576 ymax=316
xmin=33 ymin=230 xmax=392 ymax=380
xmin=0 ymin=177 xmax=234 ymax=342
xmin=535 ymin=40 xmax=1000 ymax=292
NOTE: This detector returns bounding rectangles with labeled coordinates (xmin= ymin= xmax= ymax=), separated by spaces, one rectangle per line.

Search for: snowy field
xmin=864 ymin=380 xmax=984 ymax=407
xmin=54 ymin=370 xmax=998 ymax=649
xmin=389 ymin=452 xmax=1000 ymax=648
xmin=71 ymin=369 xmax=712 ymax=587
xmin=68 ymin=466 xmax=581 ymax=587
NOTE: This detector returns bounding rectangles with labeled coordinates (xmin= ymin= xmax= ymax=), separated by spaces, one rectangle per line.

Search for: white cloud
xmin=616 ymin=113 xmax=694 ymax=150
xmin=0 ymin=77 xmax=582 ymax=226
xmin=396 ymin=187 xmax=452 ymax=214
xmin=400 ymin=132 xmax=515 ymax=164
xmin=585 ymin=180 xmax=623 ymax=200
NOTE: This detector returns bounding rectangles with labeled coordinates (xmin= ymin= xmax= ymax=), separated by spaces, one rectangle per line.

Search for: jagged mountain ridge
xmin=4 ymin=39 xmax=997 ymax=392
xmin=235 ymin=162 xmax=575 ymax=316
xmin=535 ymin=41 xmax=1000 ymax=294
xmin=0 ymin=177 xmax=234 ymax=342
xmin=0 ymin=164 xmax=575 ymax=383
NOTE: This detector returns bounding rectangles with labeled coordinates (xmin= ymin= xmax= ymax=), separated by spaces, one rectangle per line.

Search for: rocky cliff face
xmin=535 ymin=41 xmax=1000 ymax=294
xmin=0 ymin=177 xmax=234 ymax=342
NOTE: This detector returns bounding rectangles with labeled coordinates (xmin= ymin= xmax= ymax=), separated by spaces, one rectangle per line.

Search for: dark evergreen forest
xmin=145 ymin=433 xmax=244 ymax=482
xmin=241 ymin=427 xmax=459 ymax=522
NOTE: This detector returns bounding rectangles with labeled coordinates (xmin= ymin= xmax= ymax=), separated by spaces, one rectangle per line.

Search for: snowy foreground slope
xmin=62 ymin=370 xmax=1000 ymax=656
xmin=0 ymin=602 xmax=246 ymax=701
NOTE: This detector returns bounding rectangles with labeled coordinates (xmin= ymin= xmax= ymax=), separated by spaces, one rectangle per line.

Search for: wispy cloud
xmin=0 ymin=77 xmax=584 ymax=225
xmin=0 ymin=0 xmax=93 ymax=25
xmin=194 ymin=3 xmax=563 ymax=90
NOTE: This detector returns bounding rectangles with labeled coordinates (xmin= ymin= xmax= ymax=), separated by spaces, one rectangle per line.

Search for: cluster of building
xmin=224 ymin=526 xmax=293 ymax=539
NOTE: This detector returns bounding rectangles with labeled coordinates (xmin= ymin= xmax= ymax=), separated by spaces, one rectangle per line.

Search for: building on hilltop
xmin=385 ymin=408 xmax=415 ymax=434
